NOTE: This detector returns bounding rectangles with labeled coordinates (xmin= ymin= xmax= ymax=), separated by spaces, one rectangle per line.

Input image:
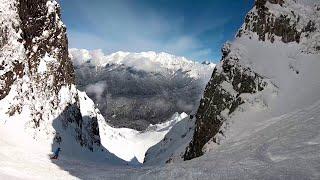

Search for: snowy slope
xmin=1 ymin=96 xmax=319 ymax=179
xmin=139 ymin=99 xmax=320 ymax=180
xmin=78 ymin=90 xmax=188 ymax=163
xmin=143 ymin=116 xmax=195 ymax=166
xmin=0 ymin=0 xmax=125 ymax=166
xmin=0 ymin=88 xmax=188 ymax=178
xmin=0 ymin=120 xmax=73 ymax=179
xmin=145 ymin=0 xmax=320 ymax=164
xmin=99 ymin=112 xmax=188 ymax=164
xmin=182 ymin=0 xmax=320 ymax=160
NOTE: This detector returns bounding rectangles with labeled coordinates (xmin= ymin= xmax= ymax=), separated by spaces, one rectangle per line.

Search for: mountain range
xmin=0 ymin=0 xmax=319 ymax=179
xmin=70 ymin=49 xmax=214 ymax=130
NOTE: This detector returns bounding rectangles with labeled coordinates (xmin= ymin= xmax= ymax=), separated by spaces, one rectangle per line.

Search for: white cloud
xmin=85 ymin=81 xmax=107 ymax=101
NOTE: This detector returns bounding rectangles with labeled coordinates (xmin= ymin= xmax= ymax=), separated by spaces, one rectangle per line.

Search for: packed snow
xmin=141 ymin=99 xmax=320 ymax=180
xmin=99 ymin=113 xmax=188 ymax=163
xmin=1 ymin=98 xmax=319 ymax=179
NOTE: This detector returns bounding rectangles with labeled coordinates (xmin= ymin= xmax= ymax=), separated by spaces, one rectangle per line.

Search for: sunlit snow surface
xmin=1 ymin=99 xmax=320 ymax=179
xmin=99 ymin=113 xmax=188 ymax=163
xmin=78 ymin=91 xmax=188 ymax=163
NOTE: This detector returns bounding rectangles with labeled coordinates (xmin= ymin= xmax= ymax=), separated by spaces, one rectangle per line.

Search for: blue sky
xmin=60 ymin=0 xmax=254 ymax=62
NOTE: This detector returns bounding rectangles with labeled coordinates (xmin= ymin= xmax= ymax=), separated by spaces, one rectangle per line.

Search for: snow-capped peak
xmin=69 ymin=48 xmax=215 ymax=79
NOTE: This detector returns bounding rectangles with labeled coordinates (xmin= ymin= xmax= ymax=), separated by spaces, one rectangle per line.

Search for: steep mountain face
xmin=145 ymin=0 xmax=320 ymax=164
xmin=184 ymin=0 xmax=320 ymax=160
xmin=70 ymin=49 xmax=215 ymax=130
xmin=0 ymin=0 xmax=101 ymax=153
xmin=184 ymin=44 xmax=267 ymax=160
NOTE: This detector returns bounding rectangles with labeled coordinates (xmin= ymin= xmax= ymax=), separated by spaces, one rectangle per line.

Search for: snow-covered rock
xmin=0 ymin=0 xmax=122 ymax=162
xmin=143 ymin=115 xmax=195 ymax=165
xmin=145 ymin=0 xmax=320 ymax=164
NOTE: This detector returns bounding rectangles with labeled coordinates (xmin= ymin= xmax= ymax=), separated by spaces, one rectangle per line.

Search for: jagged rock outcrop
xmin=184 ymin=43 xmax=267 ymax=160
xmin=0 ymin=0 xmax=101 ymax=151
xmin=18 ymin=0 xmax=74 ymax=92
xmin=183 ymin=0 xmax=320 ymax=160
xmin=238 ymin=0 xmax=318 ymax=43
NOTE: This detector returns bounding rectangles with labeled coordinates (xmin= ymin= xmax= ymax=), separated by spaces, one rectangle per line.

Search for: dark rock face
xmin=303 ymin=20 xmax=317 ymax=34
xmin=238 ymin=0 xmax=301 ymax=43
xmin=55 ymin=104 xmax=101 ymax=151
xmin=19 ymin=0 xmax=100 ymax=149
xmin=0 ymin=27 xmax=8 ymax=48
xmin=184 ymin=44 xmax=266 ymax=160
xmin=238 ymin=0 xmax=318 ymax=44
xmin=18 ymin=0 xmax=74 ymax=92
xmin=0 ymin=17 xmax=24 ymax=100
xmin=15 ymin=0 xmax=78 ymax=129
xmin=0 ymin=62 xmax=23 ymax=100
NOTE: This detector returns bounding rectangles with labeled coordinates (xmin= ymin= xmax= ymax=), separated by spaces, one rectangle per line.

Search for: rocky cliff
xmin=183 ymin=0 xmax=320 ymax=160
xmin=0 ymin=0 xmax=101 ymax=152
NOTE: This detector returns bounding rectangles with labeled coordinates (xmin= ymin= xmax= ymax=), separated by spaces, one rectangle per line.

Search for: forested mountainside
xmin=70 ymin=49 xmax=214 ymax=130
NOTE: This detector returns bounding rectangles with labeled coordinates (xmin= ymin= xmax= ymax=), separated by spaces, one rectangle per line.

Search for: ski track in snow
xmin=1 ymin=99 xmax=320 ymax=179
